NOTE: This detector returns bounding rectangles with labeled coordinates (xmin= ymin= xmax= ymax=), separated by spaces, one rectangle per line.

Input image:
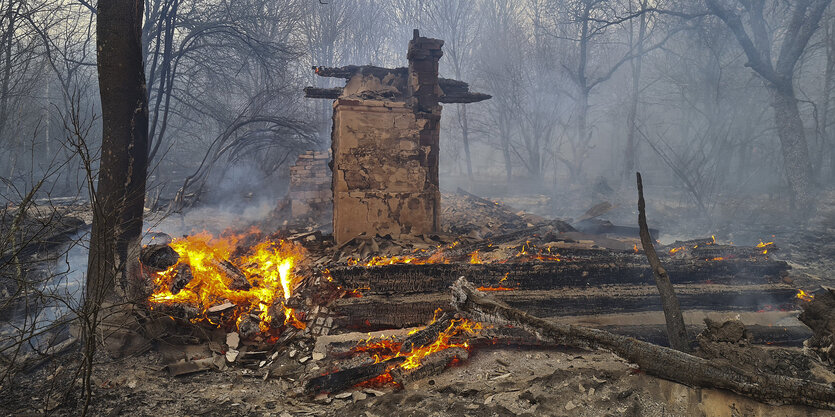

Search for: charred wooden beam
xmin=390 ymin=347 xmax=468 ymax=385
xmin=304 ymin=86 xmax=343 ymax=99
xmin=304 ymin=356 xmax=406 ymax=395
xmin=439 ymin=91 xmax=492 ymax=103
xmin=309 ymin=65 xmax=490 ymax=103
xmin=451 ymin=277 xmax=835 ymax=410
xmin=331 ymin=285 xmax=800 ymax=331
xmin=399 ymin=312 xmax=452 ymax=353
xmin=329 ymin=257 xmax=790 ymax=296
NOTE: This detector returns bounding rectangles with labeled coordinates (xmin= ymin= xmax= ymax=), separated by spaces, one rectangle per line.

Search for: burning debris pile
xmin=142 ymin=230 xmax=308 ymax=339
xmin=134 ymin=202 xmax=831 ymax=406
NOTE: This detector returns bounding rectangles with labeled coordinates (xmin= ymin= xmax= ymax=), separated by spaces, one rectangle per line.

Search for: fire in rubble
xmin=351 ymin=310 xmax=483 ymax=373
xmin=796 ymin=289 xmax=814 ymax=302
xmin=146 ymin=230 xmax=307 ymax=333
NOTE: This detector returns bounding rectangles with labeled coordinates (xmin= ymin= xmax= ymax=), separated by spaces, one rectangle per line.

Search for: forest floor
xmin=3 ymin=188 xmax=835 ymax=416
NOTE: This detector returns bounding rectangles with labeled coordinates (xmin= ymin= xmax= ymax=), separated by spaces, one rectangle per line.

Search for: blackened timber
xmin=439 ymin=92 xmax=492 ymax=104
xmin=331 ymin=285 xmax=799 ymax=331
xmin=390 ymin=347 xmax=468 ymax=385
xmin=399 ymin=312 xmax=452 ymax=353
xmin=304 ymin=86 xmax=342 ymax=99
xmin=329 ymin=258 xmax=789 ymax=295
xmin=304 ymin=356 xmax=406 ymax=395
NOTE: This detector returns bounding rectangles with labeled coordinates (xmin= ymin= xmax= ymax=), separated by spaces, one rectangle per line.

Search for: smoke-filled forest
xmin=2 ymin=1 xmax=835 ymax=416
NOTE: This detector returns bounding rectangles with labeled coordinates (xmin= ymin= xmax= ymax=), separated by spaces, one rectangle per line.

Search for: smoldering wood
xmin=304 ymin=356 xmax=406 ymax=395
xmin=169 ymin=263 xmax=193 ymax=295
xmin=330 ymin=286 xmax=798 ymax=331
xmin=637 ymin=172 xmax=691 ymax=352
xmin=451 ymin=277 xmax=835 ymax=410
xmin=139 ymin=244 xmax=179 ymax=270
xmin=389 ymin=347 xmax=468 ymax=385
xmin=399 ymin=312 xmax=452 ymax=353
xmin=328 ymin=256 xmax=789 ymax=296
xmin=798 ymin=287 xmax=835 ymax=364
xmin=214 ymin=259 xmax=251 ymax=291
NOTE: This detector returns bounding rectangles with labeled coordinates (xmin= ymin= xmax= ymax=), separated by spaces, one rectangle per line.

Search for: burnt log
xmin=170 ymin=263 xmax=193 ymax=294
xmin=451 ymin=277 xmax=835 ymax=410
xmin=331 ymin=285 xmax=799 ymax=331
xmin=390 ymin=347 xmax=468 ymax=385
xmin=214 ymin=259 xmax=251 ymax=291
xmin=140 ymin=244 xmax=179 ymax=270
xmin=399 ymin=312 xmax=452 ymax=353
xmin=304 ymin=356 xmax=406 ymax=395
xmin=329 ymin=256 xmax=790 ymax=296
xmin=304 ymin=86 xmax=343 ymax=99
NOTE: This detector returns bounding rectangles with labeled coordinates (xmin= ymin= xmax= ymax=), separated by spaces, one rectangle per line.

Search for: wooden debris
xmin=451 ymin=277 xmax=835 ymax=410
xmin=304 ymin=357 xmax=406 ymax=395
xmin=140 ymin=243 xmax=179 ymax=270
xmin=798 ymin=287 xmax=835 ymax=365
xmin=399 ymin=312 xmax=452 ymax=353
xmin=207 ymin=302 xmax=235 ymax=313
xmin=214 ymin=259 xmax=251 ymax=290
xmin=170 ymin=263 xmax=193 ymax=294
xmin=390 ymin=347 xmax=468 ymax=385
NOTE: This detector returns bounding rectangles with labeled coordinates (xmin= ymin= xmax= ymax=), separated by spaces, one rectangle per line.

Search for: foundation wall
xmin=289 ymin=151 xmax=332 ymax=220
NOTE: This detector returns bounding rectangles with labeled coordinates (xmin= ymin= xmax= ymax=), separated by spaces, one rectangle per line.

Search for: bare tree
xmin=85 ymin=0 xmax=148 ymax=339
xmin=706 ymin=0 xmax=831 ymax=212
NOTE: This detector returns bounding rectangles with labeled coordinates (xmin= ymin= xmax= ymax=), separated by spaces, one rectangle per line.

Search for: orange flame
xmin=353 ymin=312 xmax=482 ymax=372
xmin=469 ymin=251 xmax=482 ymax=264
xmin=147 ymin=231 xmax=306 ymax=333
xmin=476 ymin=286 xmax=515 ymax=291
xmin=796 ymin=289 xmax=814 ymax=302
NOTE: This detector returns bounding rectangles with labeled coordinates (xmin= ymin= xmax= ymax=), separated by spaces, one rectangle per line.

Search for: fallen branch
xmin=450 ymin=277 xmax=835 ymax=410
xmin=637 ymin=172 xmax=690 ymax=352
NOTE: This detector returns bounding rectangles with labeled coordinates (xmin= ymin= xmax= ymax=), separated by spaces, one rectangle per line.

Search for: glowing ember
xmin=352 ymin=312 xmax=482 ymax=373
xmin=796 ymin=289 xmax=814 ymax=302
xmin=476 ymin=286 xmax=515 ymax=291
xmin=147 ymin=230 xmax=307 ymax=333
xmin=756 ymin=240 xmax=774 ymax=248
xmin=469 ymin=250 xmax=482 ymax=264
xmin=669 ymin=246 xmax=685 ymax=254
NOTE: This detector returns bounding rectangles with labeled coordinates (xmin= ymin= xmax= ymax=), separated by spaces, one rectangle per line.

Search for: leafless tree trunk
xmin=86 ymin=0 xmax=148 ymax=312
xmin=624 ymin=0 xmax=649 ymax=179
xmin=706 ymin=0 xmax=829 ymax=212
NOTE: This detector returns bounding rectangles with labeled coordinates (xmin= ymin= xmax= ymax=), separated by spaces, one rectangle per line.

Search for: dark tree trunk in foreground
xmin=87 ymin=0 xmax=149 ymax=309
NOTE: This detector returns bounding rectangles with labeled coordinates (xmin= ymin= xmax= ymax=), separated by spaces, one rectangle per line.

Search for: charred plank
xmin=304 ymin=356 xmax=406 ymax=395
xmin=399 ymin=312 xmax=452 ymax=353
